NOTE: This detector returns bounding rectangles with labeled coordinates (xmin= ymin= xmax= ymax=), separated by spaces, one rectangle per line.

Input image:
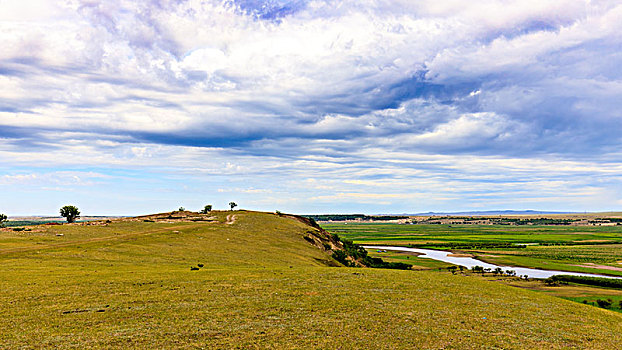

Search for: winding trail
xmin=225 ymin=214 xmax=237 ymax=225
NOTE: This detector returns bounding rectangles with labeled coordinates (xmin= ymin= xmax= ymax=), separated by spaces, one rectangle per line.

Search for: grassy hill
xmin=1 ymin=210 xmax=622 ymax=348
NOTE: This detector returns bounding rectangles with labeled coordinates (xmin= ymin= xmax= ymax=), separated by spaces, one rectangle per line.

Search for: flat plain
xmin=323 ymin=222 xmax=622 ymax=276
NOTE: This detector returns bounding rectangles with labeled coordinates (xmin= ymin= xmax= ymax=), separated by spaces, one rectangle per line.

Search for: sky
xmin=0 ymin=0 xmax=621 ymax=216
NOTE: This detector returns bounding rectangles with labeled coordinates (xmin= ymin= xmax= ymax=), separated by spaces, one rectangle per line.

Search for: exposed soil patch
xmin=573 ymin=263 xmax=622 ymax=272
xmin=279 ymin=213 xmax=350 ymax=263
xmin=129 ymin=211 xmax=218 ymax=223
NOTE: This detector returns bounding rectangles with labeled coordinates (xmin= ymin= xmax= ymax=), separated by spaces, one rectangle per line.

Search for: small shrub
xmin=323 ymin=242 xmax=331 ymax=250
xmin=332 ymin=250 xmax=353 ymax=267
xmin=596 ymin=299 xmax=611 ymax=308
xmin=544 ymin=279 xmax=558 ymax=286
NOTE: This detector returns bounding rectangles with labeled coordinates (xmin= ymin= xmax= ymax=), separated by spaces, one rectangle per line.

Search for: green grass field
xmin=2 ymin=212 xmax=622 ymax=348
xmin=323 ymin=222 xmax=622 ymax=276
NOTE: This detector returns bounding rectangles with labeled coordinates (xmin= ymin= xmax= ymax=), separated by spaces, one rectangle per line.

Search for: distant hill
xmin=305 ymin=211 xmax=579 ymax=221
xmin=410 ymin=210 xmax=577 ymax=216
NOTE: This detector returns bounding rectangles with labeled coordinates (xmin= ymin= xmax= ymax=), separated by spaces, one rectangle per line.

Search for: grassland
xmin=501 ymin=278 xmax=622 ymax=313
xmin=323 ymin=222 xmax=622 ymax=276
xmin=2 ymin=211 xmax=622 ymax=348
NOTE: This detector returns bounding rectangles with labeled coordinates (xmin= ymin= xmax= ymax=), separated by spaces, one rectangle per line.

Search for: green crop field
xmin=2 ymin=212 xmax=622 ymax=348
xmin=323 ymin=222 xmax=622 ymax=276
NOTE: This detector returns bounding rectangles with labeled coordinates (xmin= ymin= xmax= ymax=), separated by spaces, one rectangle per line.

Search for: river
xmin=363 ymin=245 xmax=622 ymax=279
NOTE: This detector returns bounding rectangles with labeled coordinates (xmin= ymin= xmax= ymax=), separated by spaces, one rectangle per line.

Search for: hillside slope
xmin=1 ymin=210 xmax=621 ymax=349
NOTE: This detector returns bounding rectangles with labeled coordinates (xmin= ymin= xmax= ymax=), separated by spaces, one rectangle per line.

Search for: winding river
xmin=363 ymin=245 xmax=622 ymax=279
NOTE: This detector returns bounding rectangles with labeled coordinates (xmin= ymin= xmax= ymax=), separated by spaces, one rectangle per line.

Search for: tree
xmin=201 ymin=205 xmax=212 ymax=214
xmin=178 ymin=207 xmax=186 ymax=211
xmin=0 ymin=213 xmax=7 ymax=227
xmin=229 ymin=202 xmax=237 ymax=211
xmin=60 ymin=205 xmax=80 ymax=223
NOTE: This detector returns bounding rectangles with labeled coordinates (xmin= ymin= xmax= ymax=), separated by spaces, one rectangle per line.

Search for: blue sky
xmin=1 ymin=0 xmax=621 ymax=215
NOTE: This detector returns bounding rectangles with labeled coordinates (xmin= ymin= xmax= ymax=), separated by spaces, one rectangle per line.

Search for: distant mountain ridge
xmin=305 ymin=210 xmax=581 ymax=220
xmin=408 ymin=210 xmax=577 ymax=216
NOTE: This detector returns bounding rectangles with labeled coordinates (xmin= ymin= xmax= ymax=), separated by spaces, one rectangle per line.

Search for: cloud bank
xmin=0 ymin=0 xmax=621 ymax=214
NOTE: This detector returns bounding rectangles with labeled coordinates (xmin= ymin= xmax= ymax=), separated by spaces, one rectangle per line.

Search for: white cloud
xmin=0 ymin=0 xmax=621 ymax=213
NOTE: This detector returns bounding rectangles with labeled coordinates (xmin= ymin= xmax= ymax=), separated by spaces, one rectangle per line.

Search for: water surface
xmin=364 ymin=245 xmax=622 ymax=279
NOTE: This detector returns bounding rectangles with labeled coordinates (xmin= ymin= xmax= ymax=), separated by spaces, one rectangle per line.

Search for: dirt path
xmin=225 ymin=214 xmax=237 ymax=225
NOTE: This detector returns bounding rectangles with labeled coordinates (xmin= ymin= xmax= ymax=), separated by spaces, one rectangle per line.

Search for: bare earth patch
xmin=574 ymin=263 xmax=622 ymax=272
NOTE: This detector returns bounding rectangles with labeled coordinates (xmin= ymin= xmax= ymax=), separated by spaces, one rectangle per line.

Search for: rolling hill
xmin=1 ymin=210 xmax=621 ymax=348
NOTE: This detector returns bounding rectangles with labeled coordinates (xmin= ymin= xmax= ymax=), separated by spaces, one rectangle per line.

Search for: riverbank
xmin=364 ymin=245 xmax=622 ymax=279
xmin=324 ymin=222 xmax=622 ymax=277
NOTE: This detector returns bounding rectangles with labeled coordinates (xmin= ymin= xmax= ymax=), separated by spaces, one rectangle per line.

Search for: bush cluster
xmin=331 ymin=234 xmax=410 ymax=270
xmin=545 ymin=275 xmax=622 ymax=289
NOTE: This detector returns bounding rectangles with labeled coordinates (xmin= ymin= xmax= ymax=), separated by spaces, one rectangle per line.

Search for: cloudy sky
xmin=1 ymin=0 xmax=621 ymax=215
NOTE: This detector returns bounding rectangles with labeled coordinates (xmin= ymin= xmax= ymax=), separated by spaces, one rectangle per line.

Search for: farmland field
xmin=322 ymin=222 xmax=622 ymax=276
xmin=2 ymin=212 xmax=622 ymax=348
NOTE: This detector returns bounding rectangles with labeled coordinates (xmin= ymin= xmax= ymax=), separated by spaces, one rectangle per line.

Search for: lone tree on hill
xmin=60 ymin=205 xmax=80 ymax=223
xmin=229 ymin=202 xmax=237 ymax=211
xmin=0 ymin=213 xmax=7 ymax=227
xmin=201 ymin=205 xmax=212 ymax=214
